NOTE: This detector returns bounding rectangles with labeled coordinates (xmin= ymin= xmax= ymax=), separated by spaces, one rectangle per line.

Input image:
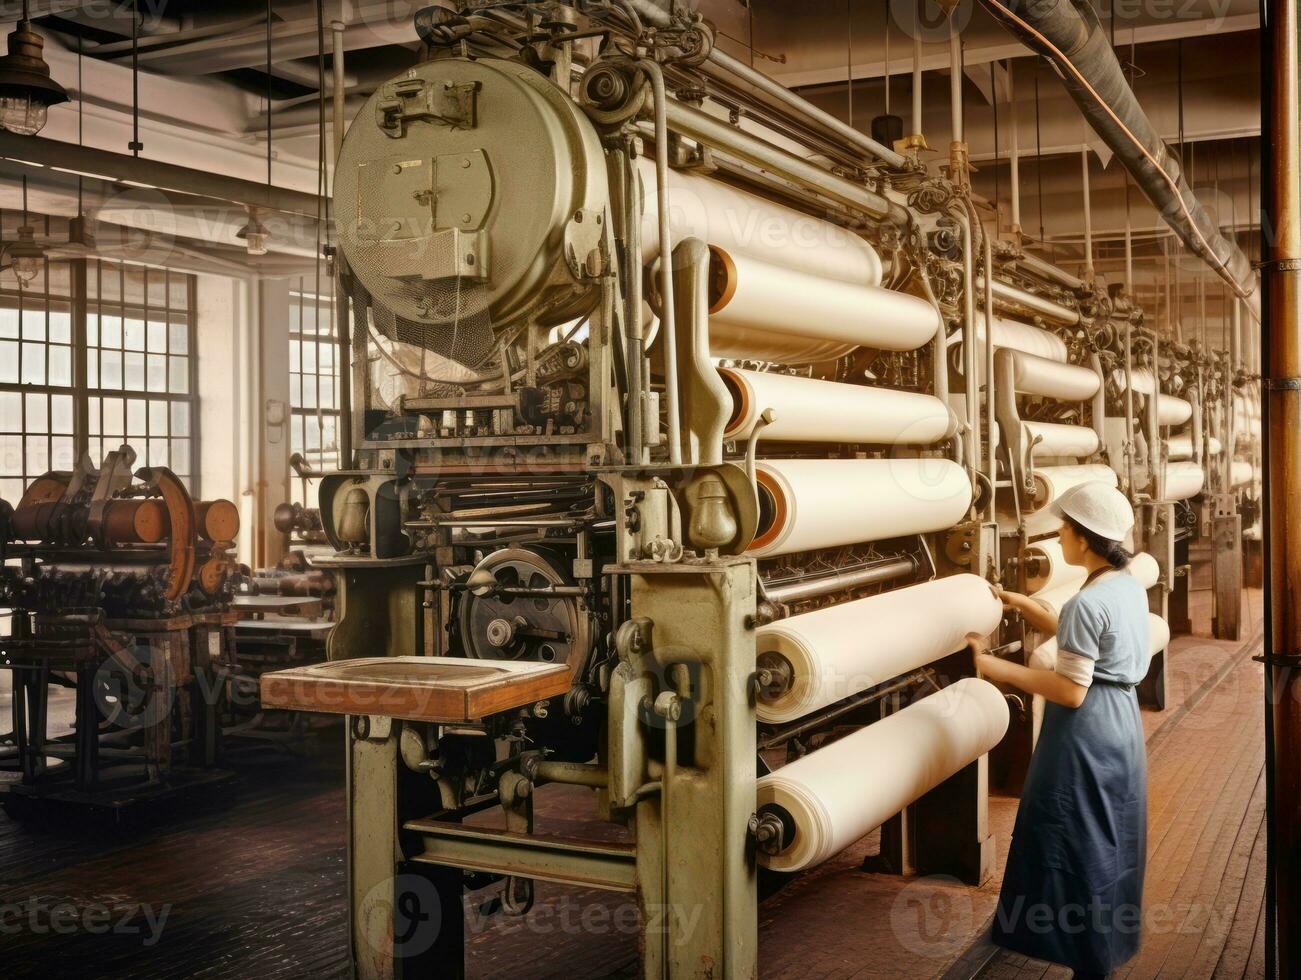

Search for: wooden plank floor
xmin=0 ymin=592 xmax=1269 ymax=979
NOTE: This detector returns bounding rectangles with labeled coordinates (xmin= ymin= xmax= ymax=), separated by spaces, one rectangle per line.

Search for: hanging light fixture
xmin=4 ymin=175 xmax=44 ymax=284
xmin=0 ymin=3 xmax=69 ymax=136
xmin=236 ymin=207 xmax=269 ymax=256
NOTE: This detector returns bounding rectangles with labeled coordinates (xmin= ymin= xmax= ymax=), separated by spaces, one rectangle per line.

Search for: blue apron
xmin=991 ymin=572 xmax=1150 ymax=974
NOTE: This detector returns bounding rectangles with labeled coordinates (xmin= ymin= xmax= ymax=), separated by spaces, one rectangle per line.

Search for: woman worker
xmin=967 ymin=481 xmax=1152 ymax=980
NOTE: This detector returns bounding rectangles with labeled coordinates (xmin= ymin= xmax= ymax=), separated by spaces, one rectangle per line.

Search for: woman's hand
xmin=991 ymin=583 xmax=1027 ymax=612
xmin=966 ymin=632 xmax=991 ymax=676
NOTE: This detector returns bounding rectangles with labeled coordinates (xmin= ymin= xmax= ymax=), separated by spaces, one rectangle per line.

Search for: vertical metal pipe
xmin=912 ymin=32 xmax=923 ymax=137
xmin=1262 ymin=1 xmax=1301 ymax=973
xmin=1081 ymin=147 xmax=1094 ymax=280
xmin=331 ymin=21 xmax=350 ymax=467
xmin=640 ymin=60 xmax=682 ymax=464
xmin=1008 ymin=61 xmax=1021 ymax=235
xmin=984 ymin=232 xmax=997 ymax=521
xmin=1124 ymin=321 xmax=1136 ymax=495
xmin=331 ymin=21 xmax=346 ymax=163
xmin=959 ymin=213 xmax=980 ymax=477
xmin=949 ymin=26 xmax=963 ymax=143
xmin=622 ymin=148 xmax=645 ymax=465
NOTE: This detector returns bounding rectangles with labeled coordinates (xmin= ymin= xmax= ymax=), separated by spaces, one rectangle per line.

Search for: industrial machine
xmin=0 ymin=444 xmax=241 ymax=815
xmin=256 ymin=3 xmax=1243 ymax=976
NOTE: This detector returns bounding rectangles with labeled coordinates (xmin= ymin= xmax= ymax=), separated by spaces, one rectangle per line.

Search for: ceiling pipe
xmin=978 ymin=0 xmax=1259 ymax=313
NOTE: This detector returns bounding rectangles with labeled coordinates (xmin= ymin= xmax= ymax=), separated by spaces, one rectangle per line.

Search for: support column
xmin=1262 ymin=2 xmax=1301 ymax=974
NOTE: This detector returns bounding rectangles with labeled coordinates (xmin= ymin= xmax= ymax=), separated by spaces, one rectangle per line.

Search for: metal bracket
xmin=376 ymin=77 xmax=479 ymax=138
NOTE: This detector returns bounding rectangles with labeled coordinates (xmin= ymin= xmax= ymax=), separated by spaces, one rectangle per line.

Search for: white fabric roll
xmin=1158 ymin=395 xmax=1193 ymax=427
xmin=720 ymin=368 xmax=955 ymax=445
xmin=1112 ymin=368 xmax=1193 ymax=427
xmin=707 ymin=247 xmax=940 ymax=363
xmin=1023 ymin=464 xmax=1118 ymax=536
xmin=756 ymin=677 xmax=1009 ymax=872
xmin=1167 ymin=434 xmax=1224 ymax=459
xmin=1230 ymin=460 xmax=1255 ymax=488
xmin=636 ymin=158 xmax=883 ymax=286
xmin=1164 ymin=460 xmax=1205 ymax=500
xmin=962 ymin=316 xmax=1069 ymax=362
xmin=1024 ymin=537 xmax=1087 ymax=595
xmin=1146 ymin=613 xmax=1171 ymax=663
xmin=1007 ymin=350 xmax=1101 ymax=401
xmin=756 ymin=574 xmax=1002 ymax=724
xmin=1033 ymin=580 xmax=1081 ymax=618
xmin=1024 ymin=421 xmax=1101 ymax=459
xmin=1128 ymin=552 xmax=1160 ymax=590
xmin=750 ymin=458 xmax=973 ymax=558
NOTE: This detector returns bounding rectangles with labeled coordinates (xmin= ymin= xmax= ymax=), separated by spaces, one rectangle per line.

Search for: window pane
xmin=88 ymin=397 xmax=100 ymax=435
xmin=124 ymin=318 xmax=145 ymax=351
xmin=100 ymin=315 xmax=122 ymax=348
xmin=0 ymin=477 xmax=23 ymax=503
xmin=24 ymin=393 xmax=47 ymax=433
xmin=172 ymin=438 xmax=191 ymax=471
xmin=48 ymin=307 xmax=71 ymax=343
xmin=0 ymin=307 xmax=17 ymax=338
xmin=146 ymin=353 xmax=167 ymax=392
xmin=0 ymin=392 xmax=19 ymax=430
xmin=25 ymin=436 xmax=48 ymax=475
xmin=170 ymin=401 xmax=190 ymax=437
xmin=51 ymin=394 xmax=73 ymax=434
xmin=169 ymin=321 xmax=188 ymax=354
xmin=101 ymin=349 xmax=122 ymax=388
xmin=0 ymin=340 xmax=15 ymax=383
xmin=20 ymin=342 xmax=44 ymax=385
xmin=48 ymin=344 xmax=71 ymax=387
xmin=21 ymin=308 xmax=44 ymax=340
xmin=0 ymin=435 xmax=22 ymax=476
xmin=126 ymin=398 xmax=146 ymax=437
xmin=146 ymin=269 xmax=167 ymax=307
xmin=147 ymin=320 xmax=166 ymax=353
xmin=148 ymin=438 xmax=168 ymax=467
xmin=168 ymin=356 xmax=188 ymax=394
xmin=124 ymin=351 xmax=145 ymax=390
xmin=101 ymin=397 xmax=124 ymax=435
xmin=149 ymin=399 xmax=168 ymax=435
xmin=87 ymin=313 xmax=98 ymax=347
xmin=50 ymin=435 xmax=74 ymax=470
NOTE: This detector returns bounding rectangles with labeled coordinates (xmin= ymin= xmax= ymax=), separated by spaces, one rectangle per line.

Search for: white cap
xmin=1050 ymin=481 xmax=1135 ymax=541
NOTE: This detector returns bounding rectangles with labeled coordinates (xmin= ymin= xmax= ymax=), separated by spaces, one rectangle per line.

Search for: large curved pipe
xmin=980 ymin=0 xmax=1258 ymax=309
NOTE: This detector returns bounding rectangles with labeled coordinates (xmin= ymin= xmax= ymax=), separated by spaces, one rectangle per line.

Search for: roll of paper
xmin=706 ymin=247 xmax=940 ymax=363
xmin=756 ymin=574 xmax=1002 ymax=724
xmin=1007 ymin=349 xmax=1101 ymax=401
xmin=636 ymin=158 xmax=883 ymax=286
xmin=1147 ymin=613 xmax=1171 ymax=662
xmin=1167 ymin=434 xmax=1223 ymax=459
xmin=720 ymin=368 xmax=956 ymax=445
xmin=1230 ymin=460 xmax=1255 ymax=487
xmin=1024 ymin=537 xmax=1086 ymax=595
xmin=1024 ymin=421 xmax=1101 ymax=459
xmin=1158 ymin=395 xmax=1193 ymax=427
xmin=750 ymin=458 xmax=973 ymax=558
xmin=961 ymin=315 xmax=1069 ymax=363
xmin=1128 ymin=552 xmax=1160 ymax=590
xmin=1022 ymin=464 xmax=1118 ymax=537
xmin=756 ymin=677 xmax=1009 ymax=872
xmin=1164 ymin=460 xmax=1205 ymax=500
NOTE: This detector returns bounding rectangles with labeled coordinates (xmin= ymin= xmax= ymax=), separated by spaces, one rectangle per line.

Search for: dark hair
xmin=1064 ymin=515 xmax=1133 ymax=568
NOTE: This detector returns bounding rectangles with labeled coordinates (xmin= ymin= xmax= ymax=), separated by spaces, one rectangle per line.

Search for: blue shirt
xmin=1056 ymin=569 xmax=1152 ymax=685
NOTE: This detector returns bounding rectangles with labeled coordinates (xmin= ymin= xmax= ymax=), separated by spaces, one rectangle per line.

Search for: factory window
xmin=84 ymin=260 xmax=198 ymax=491
xmin=0 ymin=249 xmax=199 ymax=505
xmin=289 ymin=282 xmax=341 ymax=509
xmin=0 ymin=214 xmax=75 ymax=505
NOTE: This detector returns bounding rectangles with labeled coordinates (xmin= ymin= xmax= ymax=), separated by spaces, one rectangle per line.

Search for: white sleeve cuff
xmin=1055 ymin=649 xmax=1096 ymax=688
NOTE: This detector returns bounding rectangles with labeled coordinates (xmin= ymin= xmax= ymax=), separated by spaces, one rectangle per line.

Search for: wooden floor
xmin=0 ymin=591 xmax=1270 ymax=979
